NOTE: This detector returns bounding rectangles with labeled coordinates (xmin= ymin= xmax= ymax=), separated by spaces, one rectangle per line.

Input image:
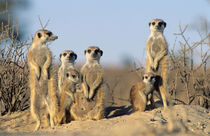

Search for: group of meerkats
xmin=27 ymin=19 xmax=169 ymax=131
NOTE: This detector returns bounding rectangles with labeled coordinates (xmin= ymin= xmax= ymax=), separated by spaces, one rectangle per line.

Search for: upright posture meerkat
xmin=145 ymin=19 xmax=169 ymax=108
xmin=57 ymin=68 xmax=80 ymax=124
xmin=70 ymin=46 xmax=105 ymax=120
xmin=58 ymin=50 xmax=77 ymax=95
xmin=27 ymin=29 xmax=58 ymax=131
xmin=130 ymin=72 xmax=161 ymax=112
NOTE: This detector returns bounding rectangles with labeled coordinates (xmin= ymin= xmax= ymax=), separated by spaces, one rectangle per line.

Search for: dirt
xmin=0 ymin=104 xmax=209 ymax=136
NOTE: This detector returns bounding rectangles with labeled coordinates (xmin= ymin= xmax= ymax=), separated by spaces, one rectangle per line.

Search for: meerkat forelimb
xmin=145 ymin=19 xmax=169 ymax=108
xmin=81 ymin=46 xmax=103 ymax=100
xmin=27 ymin=29 xmax=58 ymax=131
xmin=58 ymin=50 xmax=77 ymax=95
xmin=57 ymin=69 xmax=80 ymax=124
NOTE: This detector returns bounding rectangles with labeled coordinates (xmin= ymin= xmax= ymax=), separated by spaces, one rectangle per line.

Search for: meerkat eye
xmin=144 ymin=76 xmax=148 ymax=79
xmin=87 ymin=50 xmax=91 ymax=53
xmin=152 ymin=22 xmax=155 ymax=26
xmin=66 ymin=73 xmax=69 ymax=77
xmin=46 ymin=32 xmax=52 ymax=37
xmin=63 ymin=53 xmax=67 ymax=56
xmin=95 ymin=49 xmax=99 ymax=54
xmin=37 ymin=32 xmax=42 ymax=38
xmin=70 ymin=53 xmax=74 ymax=57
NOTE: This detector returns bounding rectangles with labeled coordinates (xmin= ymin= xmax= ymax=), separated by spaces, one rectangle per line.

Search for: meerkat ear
xmin=37 ymin=32 xmax=42 ymax=38
xmin=84 ymin=50 xmax=86 ymax=55
xmin=163 ymin=22 xmax=166 ymax=28
xmin=100 ymin=50 xmax=103 ymax=56
xmin=142 ymin=76 xmax=144 ymax=80
xmin=149 ymin=22 xmax=151 ymax=27
xmin=74 ymin=54 xmax=77 ymax=60
xmin=60 ymin=53 xmax=62 ymax=58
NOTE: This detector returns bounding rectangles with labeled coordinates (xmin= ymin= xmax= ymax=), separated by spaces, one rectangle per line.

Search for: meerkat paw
xmin=42 ymin=70 xmax=49 ymax=80
xmin=35 ymin=69 xmax=41 ymax=80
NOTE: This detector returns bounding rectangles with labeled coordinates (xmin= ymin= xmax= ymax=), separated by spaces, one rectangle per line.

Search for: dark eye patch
xmin=95 ymin=49 xmax=99 ymax=53
xmin=63 ymin=53 xmax=67 ymax=56
xmin=152 ymin=22 xmax=155 ymax=26
xmin=46 ymin=32 xmax=52 ymax=37
xmin=37 ymin=32 xmax=42 ymax=38
xmin=66 ymin=73 xmax=69 ymax=77
xmin=70 ymin=53 xmax=74 ymax=57
xmin=158 ymin=22 xmax=163 ymax=27
xmin=87 ymin=49 xmax=91 ymax=53
xmin=144 ymin=76 xmax=148 ymax=79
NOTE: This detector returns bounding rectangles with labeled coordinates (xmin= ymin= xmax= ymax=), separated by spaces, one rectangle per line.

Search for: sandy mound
xmin=0 ymin=105 xmax=209 ymax=136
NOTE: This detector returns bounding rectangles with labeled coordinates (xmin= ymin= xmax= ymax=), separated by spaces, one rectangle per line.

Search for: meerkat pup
xmin=145 ymin=19 xmax=169 ymax=108
xmin=70 ymin=46 xmax=105 ymax=120
xmin=57 ymin=68 xmax=80 ymax=124
xmin=58 ymin=50 xmax=77 ymax=95
xmin=27 ymin=29 xmax=58 ymax=131
xmin=130 ymin=72 xmax=161 ymax=112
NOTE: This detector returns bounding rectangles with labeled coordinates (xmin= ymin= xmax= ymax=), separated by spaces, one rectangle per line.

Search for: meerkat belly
xmin=151 ymin=38 xmax=162 ymax=58
xmin=86 ymin=70 xmax=98 ymax=87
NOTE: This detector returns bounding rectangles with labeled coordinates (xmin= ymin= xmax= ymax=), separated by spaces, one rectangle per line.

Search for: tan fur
xmin=57 ymin=69 xmax=80 ymax=124
xmin=27 ymin=29 xmax=58 ymax=131
xmin=145 ymin=19 xmax=169 ymax=108
xmin=130 ymin=73 xmax=157 ymax=112
xmin=70 ymin=46 xmax=104 ymax=120
xmin=58 ymin=50 xmax=77 ymax=96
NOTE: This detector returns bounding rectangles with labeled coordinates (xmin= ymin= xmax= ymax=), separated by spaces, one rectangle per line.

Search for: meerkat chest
xmin=149 ymin=36 xmax=163 ymax=58
xmin=33 ymin=46 xmax=48 ymax=66
xmin=84 ymin=66 xmax=102 ymax=86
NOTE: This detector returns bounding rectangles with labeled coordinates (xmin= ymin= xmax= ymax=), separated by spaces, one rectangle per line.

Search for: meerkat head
xmin=84 ymin=46 xmax=103 ymax=63
xmin=60 ymin=50 xmax=77 ymax=64
xmin=149 ymin=19 xmax=166 ymax=33
xmin=33 ymin=29 xmax=58 ymax=44
xmin=66 ymin=69 xmax=80 ymax=84
xmin=142 ymin=72 xmax=156 ymax=85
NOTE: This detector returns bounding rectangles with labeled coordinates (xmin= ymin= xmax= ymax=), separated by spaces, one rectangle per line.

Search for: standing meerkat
xmin=27 ymin=29 xmax=58 ymax=131
xmin=58 ymin=50 xmax=77 ymax=95
xmin=57 ymin=68 xmax=80 ymax=124
xmin=130 ymin=72 xmax=162 ymax=112
xmin=70 ymin=46 xmax=105 ymax=120
xmin=145 ymin=19 xmax=169 ymax=108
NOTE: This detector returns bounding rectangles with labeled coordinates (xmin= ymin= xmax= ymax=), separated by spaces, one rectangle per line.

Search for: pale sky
xmin=19 ymin=0 xmax=210 ymax=67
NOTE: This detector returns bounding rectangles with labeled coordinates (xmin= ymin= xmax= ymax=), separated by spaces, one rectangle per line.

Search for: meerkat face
xmin=60 ymin=50 xmax=77 ymax=63
xmin=84 ymin=46 xmax=103 ymax=61
xmin=66 ymin=69 xmax=80 ymax=84
xmin=142 ymin=73 xmax=156 ymax=84
xmin=149 ymin=19 xmax=166 ymax=33
xmin=34 ymin=29 xmax=58 ymax=44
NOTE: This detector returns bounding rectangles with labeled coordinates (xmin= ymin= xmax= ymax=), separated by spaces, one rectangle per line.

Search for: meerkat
xmin=130 ymin=73 xmax=156 ymax=112
xmin=57 ymin=68 xmax=80 ymax=124
xmin=58 ymin=50 xmax=77 ymax=95
xmin=70 ymin=46 xmax=105 ymax=120
xmin=27 ymin=29 xmax=58 ymax=131
xmin=145 ymin=19 xmax=169 ymax=108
